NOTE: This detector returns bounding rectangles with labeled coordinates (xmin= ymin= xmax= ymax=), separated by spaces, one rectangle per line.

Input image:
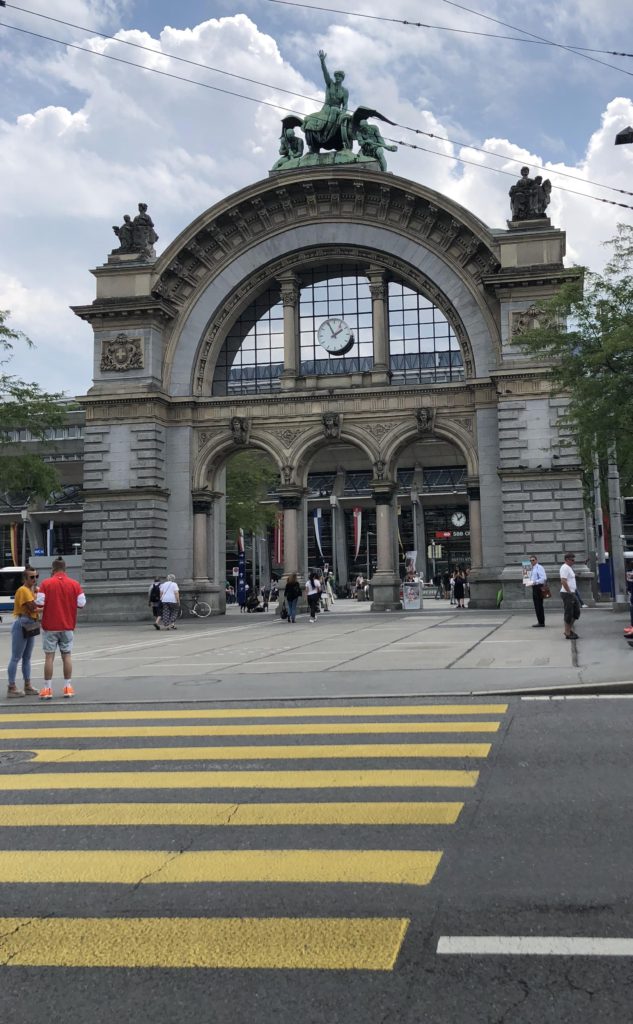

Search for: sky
xmin=1 ymin=0 xmax=633 ymax=397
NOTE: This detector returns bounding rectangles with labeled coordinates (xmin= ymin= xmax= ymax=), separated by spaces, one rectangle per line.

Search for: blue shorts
xmin=42 ymin=630 xmax=74 ymax=654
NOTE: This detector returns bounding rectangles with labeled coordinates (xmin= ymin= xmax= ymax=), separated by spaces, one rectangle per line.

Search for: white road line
xmin=437 ymin=936 xmax=633 ymax=956
xmin=522 ymin=694 xmax=633 ymax=701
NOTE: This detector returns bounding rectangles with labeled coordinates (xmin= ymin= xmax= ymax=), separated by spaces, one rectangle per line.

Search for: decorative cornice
xmin=71 ymin=296 xmax=176 ymax=326
xmin=150 ymin=171 xmax=501 ymax=322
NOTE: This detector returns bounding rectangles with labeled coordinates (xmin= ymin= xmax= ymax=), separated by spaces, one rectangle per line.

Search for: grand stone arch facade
xmin=73 ymin=166 xmax=585 ymax=619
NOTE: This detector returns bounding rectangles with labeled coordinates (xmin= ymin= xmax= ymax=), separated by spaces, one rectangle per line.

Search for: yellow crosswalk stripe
xmin=0 ymin=850 xmax=442 ymax=886
xmin=0 ymin=703 xmax=508 ymax=723
xmin=26 ymin=742 xmax=491 ymax=762
xmin=0 ymin=768 xmax=479 ymax=790
xmin=0 ymin=721 xmax=500 ymax=739
xmin=0 ymin=801 xmax=464 ymax=826
xmin=0 ymin=916 xmax=409 ymax=970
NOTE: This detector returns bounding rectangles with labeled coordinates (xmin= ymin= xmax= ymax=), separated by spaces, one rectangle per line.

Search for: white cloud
xmin=1 ymin=9 xmax=633 ymax=397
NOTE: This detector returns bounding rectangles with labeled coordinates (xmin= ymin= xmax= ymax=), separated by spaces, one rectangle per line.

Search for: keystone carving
xmin=322 ymin=412 xmax=341 ymax=439
xmin=230 ymin=416 xmax=251 ymax=445
xmin=416 ymin=407 xmax=435 ymax=433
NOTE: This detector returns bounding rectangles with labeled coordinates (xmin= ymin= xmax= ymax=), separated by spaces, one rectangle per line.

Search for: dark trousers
xmin=532 ymin=584 xmax=545 ymax=625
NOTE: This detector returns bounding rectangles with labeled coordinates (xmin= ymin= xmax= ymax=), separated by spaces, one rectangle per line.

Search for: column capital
xmin=278 ymin=487 xmax=304 ymax=511
xmin=371 ymin=484 xmax=397 ymax=506
xmin=191 ymin=490 xmax=221 ymax=514
xmin=277 ymin=272 xmax=300 ymax=307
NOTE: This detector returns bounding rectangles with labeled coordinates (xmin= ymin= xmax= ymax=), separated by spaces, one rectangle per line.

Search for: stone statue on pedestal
xmin=111 ymin=203 xmax=159 ymax=258
xmin=509 ymin=167 xmax=551 ymax=221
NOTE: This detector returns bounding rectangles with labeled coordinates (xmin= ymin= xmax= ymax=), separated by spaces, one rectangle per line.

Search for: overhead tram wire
xmin=3 ymin=10 xmax=632 ymax=202
xmin=7 ymin=0 xmax=633 ymax=59
xmin=5 ymin=3 xmax=318 ymax=105
xmin=383 ymin=135 xmax=633 ymax=213
xmin=261 ymin=0 xmax=633 ymax=69
xmin=1 ymin=19 xmax=632 ymax=214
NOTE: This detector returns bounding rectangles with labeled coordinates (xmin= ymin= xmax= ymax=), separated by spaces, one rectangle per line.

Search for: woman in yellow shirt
xmin=7 ymin=568 xmax=40 ymax=697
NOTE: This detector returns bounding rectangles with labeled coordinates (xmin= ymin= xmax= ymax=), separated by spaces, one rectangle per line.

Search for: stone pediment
xmin=150 ymin=169 xmax=501 ymax=311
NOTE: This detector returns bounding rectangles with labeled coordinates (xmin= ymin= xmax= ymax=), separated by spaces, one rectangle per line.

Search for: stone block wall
xmin=500 ymin=474 xmax=586 ymax=565
xmin=82 ymin=497 xmax=169 ymax=585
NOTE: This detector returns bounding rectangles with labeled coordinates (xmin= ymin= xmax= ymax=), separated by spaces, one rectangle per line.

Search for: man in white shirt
xmin=559 ymin=552 xmax=579 ymax=640
xmin=528 ymin=555 xmax=547 ymax=627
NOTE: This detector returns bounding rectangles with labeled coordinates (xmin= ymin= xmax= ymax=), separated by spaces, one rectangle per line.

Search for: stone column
xmin=370 ymin=484 xmax=402 ymax=612
xmin=279 ymin=489 xmax=303 ymax=577
xmin=367 ymin=269 xmax=390 ymax=386
xmin=467 ymin=481 xmax=483 ymax=569
xmin=191 ymin=491 xmax=214 ymax=582
xmin=277 ymin=488 xmax=306 ymax=616
xmin=278 ymin=272 xmax=300 ymax=391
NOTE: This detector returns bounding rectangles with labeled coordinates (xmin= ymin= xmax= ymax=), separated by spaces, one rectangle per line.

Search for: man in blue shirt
xmin=529 ymin=555 xmax=547 ymax=627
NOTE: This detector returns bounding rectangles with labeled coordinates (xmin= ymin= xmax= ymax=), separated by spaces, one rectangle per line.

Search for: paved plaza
xmin=3 ymin=598 xmax=630 ymax=705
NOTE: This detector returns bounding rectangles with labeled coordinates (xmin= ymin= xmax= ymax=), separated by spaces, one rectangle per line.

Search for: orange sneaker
xmin=39 ymin=686 xmax=53 ymax=700
xmin=62 ymin=684 xmax=75 ymax=698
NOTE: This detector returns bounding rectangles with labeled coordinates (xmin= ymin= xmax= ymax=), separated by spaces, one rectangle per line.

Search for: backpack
xmin=150 ymin=582 xmax=161 ymax=604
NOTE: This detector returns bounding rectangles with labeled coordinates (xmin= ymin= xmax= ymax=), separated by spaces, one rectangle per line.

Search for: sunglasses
xmin=27 ymin=574 xmax=39 ymax=579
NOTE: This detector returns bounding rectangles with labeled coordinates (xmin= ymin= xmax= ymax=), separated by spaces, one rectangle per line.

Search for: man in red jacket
xmin=35 ymin=558 xmax=86 ymax=700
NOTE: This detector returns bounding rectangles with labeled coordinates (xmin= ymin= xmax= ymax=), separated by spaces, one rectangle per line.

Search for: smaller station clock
xmin=317 ymin=318 xmax=355 ymax=356
xmin=451 ymin=511 xmax=467 ymax=528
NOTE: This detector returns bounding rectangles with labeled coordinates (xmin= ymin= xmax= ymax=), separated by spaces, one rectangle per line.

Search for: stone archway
xmin=74 ymin=164 xmax=585 ymax=619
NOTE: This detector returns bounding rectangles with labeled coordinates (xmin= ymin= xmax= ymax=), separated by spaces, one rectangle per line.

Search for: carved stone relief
xmin=276 ymin=427 xmax=303 ymax=447
xmin=100 ymin=333 xmax=143 ymax=372
xmin=511 ymin=304 xmax=553 ymax=337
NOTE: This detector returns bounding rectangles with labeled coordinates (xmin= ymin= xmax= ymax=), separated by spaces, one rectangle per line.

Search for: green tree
xmin=225 ymin=450 xmax=278 ymax=536
xmin=516 ymin=224 xmax=633 ymax=487
xmin=0 ymin=310 xmax=67 ymax=498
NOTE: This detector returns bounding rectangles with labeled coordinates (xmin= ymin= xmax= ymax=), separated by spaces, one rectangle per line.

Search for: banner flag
xmin=353 ymin=506 xmax=362 ymax=559
xmin=10 ymin=524 xmax=19 ymax=566
xmin=273 ymin=512 xmax=284 ymax=565
xmin=236 ymin=528 xmax=245 ymax=554
xmin=313 ymin=507 xmax=324 ymax=558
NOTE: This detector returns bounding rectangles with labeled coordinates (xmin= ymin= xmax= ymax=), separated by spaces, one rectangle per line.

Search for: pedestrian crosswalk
xmin=0 ymin=701 xmax=507 ymax=971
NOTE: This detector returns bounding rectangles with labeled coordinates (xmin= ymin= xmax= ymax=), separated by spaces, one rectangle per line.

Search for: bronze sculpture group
xmin=273 ymin=51 xmax=397 ymax=172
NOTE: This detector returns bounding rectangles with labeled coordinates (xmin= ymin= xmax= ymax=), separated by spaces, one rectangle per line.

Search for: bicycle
xmin=177 ymin=593 xmax=212 ymax=619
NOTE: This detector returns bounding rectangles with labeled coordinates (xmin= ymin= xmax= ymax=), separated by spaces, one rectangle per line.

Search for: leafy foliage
xmin=0 ymin=310 xmax=67 ymax=499
xmin=516 ymin=224 xmax=633 ymax=488
xmin=225 ymin=449 xmax=278 ymax=537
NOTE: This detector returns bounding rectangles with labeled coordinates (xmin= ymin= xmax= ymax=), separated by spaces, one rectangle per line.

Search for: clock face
xmin=451 ymin=511 xmax=467 ymax=528
xmin=317 ymin=318 xmax=355 ymax=355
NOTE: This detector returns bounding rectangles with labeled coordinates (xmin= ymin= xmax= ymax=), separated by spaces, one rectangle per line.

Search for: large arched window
xmin=212 ymin=267 xmax=465 ymax=395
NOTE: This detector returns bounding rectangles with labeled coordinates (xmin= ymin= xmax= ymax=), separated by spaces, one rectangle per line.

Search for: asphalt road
xmin=0 ymin=695 xmax=632 ymax=1023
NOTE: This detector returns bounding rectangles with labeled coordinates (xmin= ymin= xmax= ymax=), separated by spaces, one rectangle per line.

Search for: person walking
xmin=6 ymin=568 xmax=40 ymax=698
xmin=283 ymin=573 xmax=302 ymax=623
xmin=528 ymin=555 xmax=547 ymax=627
xmin=559 ymin=552 xmax=580 ymax=640
xmin=35 ymin=558 xmax=86 ymax=699
xmin=305 ymin=572 xmax=322 ymax=623
xmin=148 ymin=576 xmax=162 ymax=630
xmin=453 ymin=570 xmax=466 ymax=609
xmin=159 ymin=574 xmax=180 ymax=629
